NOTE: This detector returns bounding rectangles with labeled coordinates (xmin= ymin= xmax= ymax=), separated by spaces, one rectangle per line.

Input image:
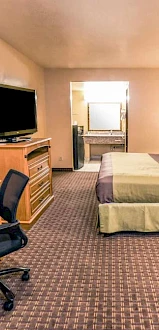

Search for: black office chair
xmin=0 ymin=169 xmax=30 ymax=311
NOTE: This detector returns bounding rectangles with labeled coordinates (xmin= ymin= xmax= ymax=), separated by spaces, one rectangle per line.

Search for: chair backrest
xmin=0 ymin=169 xmax=29 ymax=223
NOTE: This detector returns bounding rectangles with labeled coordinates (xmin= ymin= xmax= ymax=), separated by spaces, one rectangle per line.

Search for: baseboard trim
xmin=52 ymin=168 xmax=73 ymax=172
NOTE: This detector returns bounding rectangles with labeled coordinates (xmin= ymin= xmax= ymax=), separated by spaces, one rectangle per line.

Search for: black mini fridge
xmin=73 ymin=125 xmax=84 ymax=170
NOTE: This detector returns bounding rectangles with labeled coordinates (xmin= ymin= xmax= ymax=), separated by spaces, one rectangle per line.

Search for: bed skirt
xmin=97 ymin=203 xmax=159 ymax=234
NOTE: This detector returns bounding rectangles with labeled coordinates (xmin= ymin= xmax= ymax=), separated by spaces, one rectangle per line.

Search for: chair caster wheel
xmin=3 ymin=301 xmax=14 ymax=311
xmin=22 ymin=272 xmax=30 ymax=281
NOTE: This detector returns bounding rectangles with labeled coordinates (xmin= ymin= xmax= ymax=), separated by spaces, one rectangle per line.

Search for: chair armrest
xmin=0 ymin=221 xmax=19 ymax=234
xmin=0 ymin=221 xmax=28 ymax=247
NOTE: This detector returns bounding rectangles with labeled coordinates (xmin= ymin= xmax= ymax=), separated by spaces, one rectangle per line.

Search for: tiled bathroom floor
xmin=75 ymin=160 xmax=101 ymax=172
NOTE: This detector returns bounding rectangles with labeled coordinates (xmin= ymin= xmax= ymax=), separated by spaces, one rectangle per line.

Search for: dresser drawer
xmin=30 ymin=184 xmax=51 ymax=215
xmin=30 ymin=171 xmax=50 ymax=197
xmin=29 ymin=155 xmax=49 ymax=179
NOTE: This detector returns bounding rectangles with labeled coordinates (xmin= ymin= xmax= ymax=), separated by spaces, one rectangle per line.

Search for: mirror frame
xmin=88 ymin=102 xmax=122 ymax=131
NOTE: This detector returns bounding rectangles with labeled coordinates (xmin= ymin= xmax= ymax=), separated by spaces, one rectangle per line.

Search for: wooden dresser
xmin=0 ymin=138 xmax=54 ymax=229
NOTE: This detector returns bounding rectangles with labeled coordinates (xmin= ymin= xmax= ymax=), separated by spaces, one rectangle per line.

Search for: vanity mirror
xmin=88 ymin=102 xmax=121 ymax=131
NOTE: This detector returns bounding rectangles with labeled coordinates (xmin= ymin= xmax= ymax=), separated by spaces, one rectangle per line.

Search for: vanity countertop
xmin=83 ymin=133 xmax=124 ymax=137
xmin=83 ymin=133 xmax=125 ymax=144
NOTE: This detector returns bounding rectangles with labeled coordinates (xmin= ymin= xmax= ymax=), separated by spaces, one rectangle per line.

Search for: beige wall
xmin=45 ymin=68 xmax=159 ymax=168
xmin=0 ymin=39 xmax=46 ymax=138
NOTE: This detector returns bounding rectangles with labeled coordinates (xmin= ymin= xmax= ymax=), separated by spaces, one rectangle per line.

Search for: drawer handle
xmin=39 ymin=197 xmax=44 ymax=202
xmin=38 ymin=181 xmax=44 ymax=187
xmin=37 ymin=165 xmax=43 ymax=171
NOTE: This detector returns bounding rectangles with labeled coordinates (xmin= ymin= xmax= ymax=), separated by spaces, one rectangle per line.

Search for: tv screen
xmin=0 ymin=84 xmax=37 ymax=141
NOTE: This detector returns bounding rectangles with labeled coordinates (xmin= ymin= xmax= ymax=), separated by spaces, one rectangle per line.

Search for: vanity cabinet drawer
xmin=110 ymin=144 xmax=125 ymax=152
xmin=28 ymin=154 xmax=49 ymax=179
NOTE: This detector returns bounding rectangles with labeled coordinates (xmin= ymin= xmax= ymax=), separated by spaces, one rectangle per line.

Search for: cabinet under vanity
xmin=83 ymin=133 xmax=126 ymax=160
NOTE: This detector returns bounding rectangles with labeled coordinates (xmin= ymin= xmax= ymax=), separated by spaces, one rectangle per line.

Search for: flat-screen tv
xmin=0 ymin=84 xmax=37 ymax=142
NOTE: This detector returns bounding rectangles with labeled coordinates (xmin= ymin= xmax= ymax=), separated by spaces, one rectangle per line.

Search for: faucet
xmin=110 ymin=130 xmax=112 ymax=135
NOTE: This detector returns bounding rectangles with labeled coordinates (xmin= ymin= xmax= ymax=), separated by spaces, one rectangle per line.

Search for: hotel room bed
xmin=96 ymin=152 xmax=159 ymax=234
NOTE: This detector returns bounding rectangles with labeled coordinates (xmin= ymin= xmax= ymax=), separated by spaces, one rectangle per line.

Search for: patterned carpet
xmin=0 ymin=171 xmax=159 ymax=329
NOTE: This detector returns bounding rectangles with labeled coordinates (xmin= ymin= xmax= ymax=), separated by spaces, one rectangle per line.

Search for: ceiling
xmin=72 ymin=81 xmax=128 ymax=103
xmin=72 ymin=81 xmax=128 ymax=91
xmin=1 ymin=0 xmax=159 ymax=69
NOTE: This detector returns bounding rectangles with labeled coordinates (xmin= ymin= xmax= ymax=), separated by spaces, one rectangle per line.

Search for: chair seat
xmin=0 ymin=234 xmax=22 ymax=258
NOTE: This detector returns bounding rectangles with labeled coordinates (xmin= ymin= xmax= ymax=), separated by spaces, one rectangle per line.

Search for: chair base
xmin=0 ymin=267 xmax=30 ymax=277
xmin=0 ymin=267 xmax=30 ymax=311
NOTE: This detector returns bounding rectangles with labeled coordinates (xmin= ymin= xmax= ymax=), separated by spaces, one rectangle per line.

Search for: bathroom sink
xmin=83 ymin=133 xmax=124 ymax=138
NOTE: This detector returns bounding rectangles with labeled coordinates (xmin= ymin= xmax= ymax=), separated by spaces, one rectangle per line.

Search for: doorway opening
xmin=71 ymin=81 xmax=129 ymax=171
